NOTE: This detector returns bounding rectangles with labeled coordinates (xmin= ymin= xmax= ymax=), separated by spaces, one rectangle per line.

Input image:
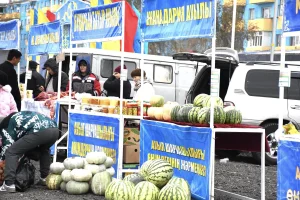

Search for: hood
xmin=43 ymin=58 xmax=58 ymax=73
xmin=76 ymin=59 xmax=91 ymax=75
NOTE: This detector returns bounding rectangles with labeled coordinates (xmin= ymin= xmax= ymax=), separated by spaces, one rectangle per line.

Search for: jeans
xmin=4 ymin=128 xmax=59 ymax=185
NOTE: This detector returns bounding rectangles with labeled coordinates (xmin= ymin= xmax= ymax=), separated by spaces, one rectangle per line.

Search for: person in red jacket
xmin=66 ymin=59 xmax=101 ymax=96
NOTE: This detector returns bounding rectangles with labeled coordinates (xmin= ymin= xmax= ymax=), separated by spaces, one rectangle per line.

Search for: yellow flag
xmin=102 ymin=0 xmax=121 ymax=51
xmin=38 ymin=9 xmax=49 ymax=24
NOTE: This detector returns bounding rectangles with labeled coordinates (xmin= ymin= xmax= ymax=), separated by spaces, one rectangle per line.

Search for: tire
xmin=252 ymin=122 xmax=278 ymax=165
xmin=215 ymin=150 xmax=240 ymax=158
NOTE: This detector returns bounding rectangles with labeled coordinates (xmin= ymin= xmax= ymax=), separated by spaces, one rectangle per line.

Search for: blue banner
xmin=0 ymin=20 xmax=19 ymax=50
xmin=140 ymin=120 xmax=212 ymax=200
xmin=278 ymin=138 xmax=300 ymax=199
xmin=56 ymin=0 xmax=90 ymax=24
xmin=28 ymin=21 xmax=62 ymax=55
xmin=141 ymin=0 xmax=214 ymax=42
xmin=72 ymin=2 xmax=122 ymax=42
xmin=68 ymin=112 xmax=120 ymax=178
xmin=284 ymin=0 xmax=300 ymax=32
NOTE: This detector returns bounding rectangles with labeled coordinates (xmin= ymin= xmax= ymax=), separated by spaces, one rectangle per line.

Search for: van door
xmin=144 ymin=61 xmax=175 ymax=102
xmin=175 ymin=64 xmax=197 ymax=104
xmin=287 ymin=74 xmax=300 ymax=127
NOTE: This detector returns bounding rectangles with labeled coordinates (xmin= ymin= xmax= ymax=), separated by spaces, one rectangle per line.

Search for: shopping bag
xmin=15 ymin=156 xmax=36 ymax=192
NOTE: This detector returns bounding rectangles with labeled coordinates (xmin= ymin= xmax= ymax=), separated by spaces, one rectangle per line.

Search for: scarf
xmin=134 ymin=79 xmax=152 ymax=92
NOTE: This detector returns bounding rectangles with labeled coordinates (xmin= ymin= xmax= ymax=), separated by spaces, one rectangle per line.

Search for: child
xmin=0 ymin=70 xmax=18 ymax=117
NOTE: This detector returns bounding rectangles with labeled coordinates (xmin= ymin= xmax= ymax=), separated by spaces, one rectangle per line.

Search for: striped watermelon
xmin=132 ymin=181 xmax=160 ymax=200
xmin=123 ymin=173 xmax=145 ymax=185
xmin=170 ymin=105 xmax=181 ymax=121
xmin=197 ymin=107 xmax=210 ymax=124
xmin=205 ymin=106 xmax=226 ymax=124
xmin=140 ymin=159 xmax=174 ymax=188
xmin=225 ymin=109 xmax=242 ymax=124
xmin=158 ymin=184 xmax=187 ymax=200
xmin=202 ymin=96 xmax=223 ymax=108
xmin=168 ymin=177 xmax=191 ymax=197
xmin=177 ymin=106 xmax=193 ymax=122
xmin=105 ymin=180 xmax=134 ymax=200
xmin=188 ymin=107 xmax=201 ymax=123
xmin=193 ymin=93 xmax=209 ymax=107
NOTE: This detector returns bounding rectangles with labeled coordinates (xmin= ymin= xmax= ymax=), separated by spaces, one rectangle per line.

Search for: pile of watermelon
xmin=45 ymin=152 xmax=115 ymax=195
xmin=168 ymin=93 xmax=242 ymax=124
xmin=105 ymin=159 xmax=191 ymax=200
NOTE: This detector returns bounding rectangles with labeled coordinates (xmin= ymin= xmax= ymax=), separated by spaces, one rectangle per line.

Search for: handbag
xmin=15 ymin=156 xmax=36 ymax=192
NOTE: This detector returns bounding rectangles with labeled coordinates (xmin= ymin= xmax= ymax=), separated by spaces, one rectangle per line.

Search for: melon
xmin=162 ymin=103 xmax=178 ymax=121
xmin=91 ymin=171 xmax=112 ymax=195
xmin=202 ymin=96 xmax=223 ymax=108
xmin=193 ymin=93 xmax=209 ymax=107
xmin=154 ymin=107 xmax=164 ymax=120
xmin=170 ymin=105 xmax=181 ymax=121
xmin=177 ymin=105 xmax=193 ymax=122
xmin=50 ymin=162 xmax=65 ymax=175
xmin=197 ymin=107 xmax=210 ymax=124
xmin=158 ymin=184 xmax=188 ymax=200
xmin=147 ymin=107 xmax=156 ymax=118
xmin=140 ymin=159 xmax=173 ymax=188
xmin=66 ymin=180 xmax=89 ymax=195
xmin=205 ymin=106 xmax=226 ymax=124
xmin=46 ymin=174 xmax=63 ymax=190
xmin=225 ymin=109 xmax=242 ymax=124
xmin=105 ymin=180 xmax=134 ymax=200
xmin=132 ymin=181 xmax=160 ymax=200
xmin=150 ymin=95 xmax=165 ymax=107
xmin=86 ymin=152 xmax=107 ymax=165
xmin=61 ymin=169 xmax=72 ymax=182
xmin=188 ymin=107 xmax=201 ymax=123
xmin=168 ymin=177 xmax=191 ymax=196
xmin=123 ymin=173 xmax=145 ymax=185
xmin=71 ymin=169 xmax=93 ymax=182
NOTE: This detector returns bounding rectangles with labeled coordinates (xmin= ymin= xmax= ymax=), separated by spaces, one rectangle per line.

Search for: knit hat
xmin=0 ymin=70 xmax=8 ymax=86
xmin=29 ymin=60 xmax=39 ymax=70
xmin=114 ymin=65 xmax=127 ymax=74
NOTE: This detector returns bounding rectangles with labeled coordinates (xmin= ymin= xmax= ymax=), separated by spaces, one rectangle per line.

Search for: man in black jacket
xmin=103 ymin=65 xmax=131 ymax=99
xmin=20 ymin=60 xmax=45 ymax=98
xmin=0 ymin=49 xmax=22 ymax=111
xmin=39 ymin=58 xmax=68 ymax=92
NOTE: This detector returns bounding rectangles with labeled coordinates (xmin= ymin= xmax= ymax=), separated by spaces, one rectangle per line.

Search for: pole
xmin=231 ymin=0 xmax=237 ymax=49
xmin=278 ymin=35 xmax=286 ymax=132
xmin=270 ymin=0 xmax=280 ymax=62
xmin=17 ymin=20 xmax=20 ymax=86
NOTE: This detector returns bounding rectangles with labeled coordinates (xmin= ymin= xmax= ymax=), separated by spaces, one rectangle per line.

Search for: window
xmin=100 ymin=59 xmax=136 ymax=80
xmin=249 ymin=32 xmax=263 ymax=47
xmin=291 ymin=36 xmax=300 ymax=46
xmin=287 ymin=74 xmax=300 ymax=100
xmin=276 ymin=34 xmax=281 ymax=46
xmin=262 ymin=7 xmax=271 ymax=18
xmin=153 ymin=65 xmax=173 ymax=84
xmin=249 ymin=8 xmax=255 ymax=20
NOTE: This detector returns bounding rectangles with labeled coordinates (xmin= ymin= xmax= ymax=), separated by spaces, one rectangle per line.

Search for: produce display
xmin=46 ymin=151 xmax=115 ymax=195
xmin=148 ymin=93 xmax=243 ymax=125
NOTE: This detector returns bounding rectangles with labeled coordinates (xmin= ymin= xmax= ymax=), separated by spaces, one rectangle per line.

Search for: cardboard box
xmin=124 ymin=127 xmax=140 ymax=146
xmin=123 ymin=145 xmax=140 ymax=164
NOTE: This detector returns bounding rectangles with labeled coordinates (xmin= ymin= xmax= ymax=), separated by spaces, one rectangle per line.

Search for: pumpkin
xmin=163 ymin=103 xmax=178 ymax=121
xmin=61 ymin=169 xmax=72 ymax=182
xmin=60 ymin=182 xmax=67 ymax=191
xmin=71 ymin=169 xmax=93 ymax=182
xmin=104 ymin=157 xmax=114 ymax=168
xmin=106 ymin=167 xmax=115 ymax=177
xmin=154 ymin=107 xmax=164 ymax=120
xmin=63 ymin=157 xmax=84 ymax=170
xmin=147 ymin=107 xmax=156 ymax=118
xmin=46 ymin=174 xmax=63 ymax=190
xmin=91 ymin=171 xmax=112 ymax=195
xmin=66 ymin=180 xmax=89 ymax=195
xmin=50 ymin=162 xmax=65 ymax=175
xmin=84 ymin=164 xmax=106 ymax=175
xmin=86 ymin=152 xmax=107 ymax=165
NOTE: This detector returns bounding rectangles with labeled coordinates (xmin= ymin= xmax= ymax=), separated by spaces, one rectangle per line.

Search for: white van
xmin=62 ymin=48 xmax=200 ymax=104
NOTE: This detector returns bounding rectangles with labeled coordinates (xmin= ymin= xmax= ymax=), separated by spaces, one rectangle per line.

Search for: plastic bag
xmin=15 ymin=156 xmax=36 ymax=192
xmin=283 ymin=122 xmax=299 ymax=135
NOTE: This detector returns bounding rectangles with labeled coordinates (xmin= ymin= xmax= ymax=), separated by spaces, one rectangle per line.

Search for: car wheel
xmin=252 ymin=122 xmax=278 ymax=165
xmin=215 ymin=150 xmax=240 ymax=158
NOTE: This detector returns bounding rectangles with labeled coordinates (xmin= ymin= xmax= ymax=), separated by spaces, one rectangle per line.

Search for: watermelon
xmin=158 ymin=184 xmax=188 ymax=200
xmin=188 ymin=107 xmax=201 ymax=123
xmin=170 ymin=105 xmax=181 ymax=121
xmin=197 ymin=107 xmax=210 ymax=124
xmin=168 ymin=177 xmax=191 ymax=196
xmin=91 ymin=171 xmax=112 ymax=195
xmin=105 ymin=180 xmax=134 ymax=200
xmin=177 ymin=106 xmax=193 ymax=122
xmin=46 ymin=174 xmax=63 ymax=190
xmin=150 ymin=95 xmax=165 ymax=107
xmin=123 ymin=173 xmax=145 ymax=185
xmin=140 ymin=159 xmax=173 ymax=188
xmin=202 ymin=96 xmax=223 ymax=108
xmin=193 ymin=93 xmax=209 ymax=107
xmin=205 ymin=106 xmax=226 ymax=124
xmin=225 ymin=109 xmax=242 ymax=124
xmin=132 ymin=181 xmax=160 ymax=200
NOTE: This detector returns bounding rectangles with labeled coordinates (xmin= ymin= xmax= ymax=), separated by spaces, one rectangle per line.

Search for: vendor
xmin=66 ymin=59 xmax=101 ymax=96
xmin=39 ymin=58 xmax=69 ymax=93
xmin=0 ymin=111 xmax=59 ymax=193
xmin=131 ymin=69 xmax=155 ymax=101
xmin=103 ymin=65 xmax=131 ymax=99
xmin=20 ymin=60 xmax=45 ymax=98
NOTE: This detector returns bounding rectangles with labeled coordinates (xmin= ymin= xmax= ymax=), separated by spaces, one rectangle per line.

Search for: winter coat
xmin=133 ymin=82 xmax=155 ymax=102
xmin=44 ymin=61 xmax=69 ymax=92
xmin=0 ymin=61 xmax=21 ymax=111
xmin=66 ymin=59 xmax=101 ymax=96
xmin=0 ymin=85 xmax=18 ymax=117
xmin=103 ymin=75 xmax=131 ymax=99
xmin=20 ymin=69 xmax=45 ymax=98
xmin=0 ymin=111 xmax=57 ymax=161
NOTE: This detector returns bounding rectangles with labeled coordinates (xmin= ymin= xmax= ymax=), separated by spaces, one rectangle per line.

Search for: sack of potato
xmin=0 ymin=161 xmax=5 ymax=185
